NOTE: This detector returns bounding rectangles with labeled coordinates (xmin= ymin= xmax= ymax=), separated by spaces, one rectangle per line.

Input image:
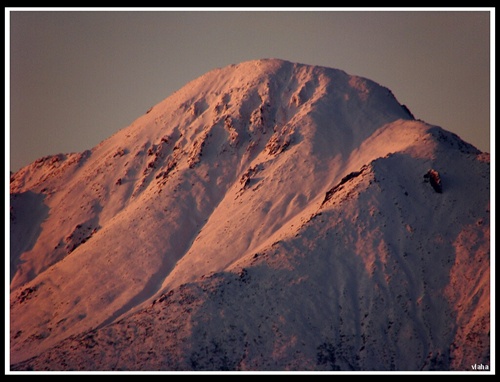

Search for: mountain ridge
xmin=9 ymin=59 xmax=490 ymax=371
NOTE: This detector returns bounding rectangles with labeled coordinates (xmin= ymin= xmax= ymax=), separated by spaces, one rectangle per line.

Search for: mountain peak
xmin=10 ymin=60 xmax=489 ymax=371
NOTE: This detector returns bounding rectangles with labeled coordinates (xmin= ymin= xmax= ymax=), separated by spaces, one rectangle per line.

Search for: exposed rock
xmin=424 ymin=169 xmax=443 ymax=193
xmin=322 ymin=165 xmax=367 ymax=205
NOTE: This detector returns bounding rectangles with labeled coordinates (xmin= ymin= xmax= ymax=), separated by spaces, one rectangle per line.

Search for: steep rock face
xmin=9 ymin=59 xmax=489 ymax=371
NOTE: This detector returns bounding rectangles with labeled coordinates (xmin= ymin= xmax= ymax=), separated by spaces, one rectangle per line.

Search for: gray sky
xmin=7 ymin=8 xmax=493 ymax=172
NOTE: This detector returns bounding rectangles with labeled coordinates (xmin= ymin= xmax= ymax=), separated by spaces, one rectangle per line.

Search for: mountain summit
xmin=10 ymin=59 xmax=490 ymax=371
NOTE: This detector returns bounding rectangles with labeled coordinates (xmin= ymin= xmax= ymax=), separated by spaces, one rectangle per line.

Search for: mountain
xmin=9 ymin=58 xmax=490 ymax=372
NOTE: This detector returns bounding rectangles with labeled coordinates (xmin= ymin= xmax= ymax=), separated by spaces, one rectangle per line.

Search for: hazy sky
xmin=7 ymin=8 xmax=493 ymax=172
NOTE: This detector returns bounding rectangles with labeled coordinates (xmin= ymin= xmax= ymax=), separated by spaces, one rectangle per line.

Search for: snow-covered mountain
xmin=9 ymin=59 xmax=490 ymax=371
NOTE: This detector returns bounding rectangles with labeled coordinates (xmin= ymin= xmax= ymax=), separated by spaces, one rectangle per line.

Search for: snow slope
xmin=9 ymin=59 xmax=490 ymax=371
